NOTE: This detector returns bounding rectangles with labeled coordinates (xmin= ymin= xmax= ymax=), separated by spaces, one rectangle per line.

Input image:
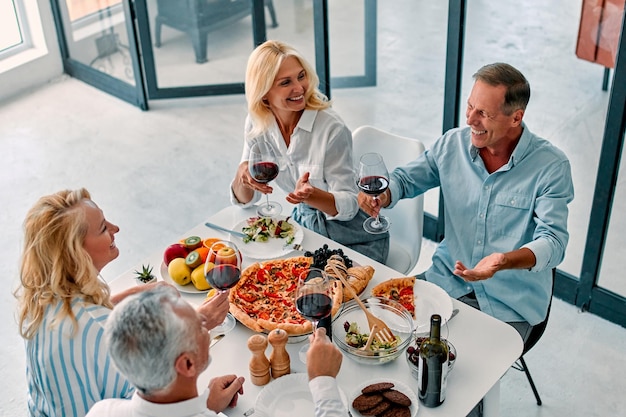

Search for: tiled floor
xmin=1 ymin=0 xmax=625 ymax=415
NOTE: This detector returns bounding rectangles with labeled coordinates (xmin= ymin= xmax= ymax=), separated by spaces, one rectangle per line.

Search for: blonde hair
xmin=245 ymin=40 xmax=331 ymax=137
xmin=15 ymin=188 xmax=113 ymax=340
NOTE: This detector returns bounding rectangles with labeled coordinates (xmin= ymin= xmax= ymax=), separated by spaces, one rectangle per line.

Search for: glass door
xmin=133 ymin=0 xmax=274 ymax=98
xmin=578 ymin=21 xmax=626 ymax=325
xmin=132 ymin=0 xmax=376 ymax=100
xmin=50 ymin=0 xmax=147 ymax=109
xmin=52 ymin=0 xmax=376 ymax=106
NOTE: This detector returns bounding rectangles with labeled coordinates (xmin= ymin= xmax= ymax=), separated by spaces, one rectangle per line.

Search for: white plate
xmin=160 ymin=262 xmax=210 ymax=294
xmin=232 ymin=217 xmax=304 ymax=260
xmin=255 ymin=373 xmax=348 ymax=417
xmin=350 ymin=378 xmax=419 ymax=417
xmin=414 ymin=280 xmax=454 ymax=333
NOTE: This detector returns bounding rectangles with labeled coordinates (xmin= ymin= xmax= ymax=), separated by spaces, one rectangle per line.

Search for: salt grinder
xmin=247 ymin=334 xmax=271 ymax=386
xmin=268 ymin=328 xmax=291 ymax=378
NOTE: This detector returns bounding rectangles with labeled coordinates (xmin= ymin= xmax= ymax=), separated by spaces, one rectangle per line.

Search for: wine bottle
xmin=418 ymin=314 xmax=449 ymax=407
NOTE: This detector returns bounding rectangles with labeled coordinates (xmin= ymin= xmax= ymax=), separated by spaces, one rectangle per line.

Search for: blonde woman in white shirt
xmin=231 ymin=40 xmax=389 ymax=263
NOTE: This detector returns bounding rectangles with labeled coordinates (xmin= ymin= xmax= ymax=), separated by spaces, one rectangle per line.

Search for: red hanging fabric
xmin=576 ymin=0 xmax=625 ymax=68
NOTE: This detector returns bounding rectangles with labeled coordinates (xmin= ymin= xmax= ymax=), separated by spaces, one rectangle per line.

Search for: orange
xmin=194 ymin=247 xmax=209 ymax=263
xmin=202 ymin=238 xmax=221 ymax=250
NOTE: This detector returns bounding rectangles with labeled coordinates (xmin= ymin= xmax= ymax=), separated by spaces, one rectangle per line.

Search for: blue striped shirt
xmin=25 ymin=298 xmax=133 ymax=417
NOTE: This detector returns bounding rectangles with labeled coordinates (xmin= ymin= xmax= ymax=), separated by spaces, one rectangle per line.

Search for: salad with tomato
xmin=241 ymin=216 xmax=296 ymax=244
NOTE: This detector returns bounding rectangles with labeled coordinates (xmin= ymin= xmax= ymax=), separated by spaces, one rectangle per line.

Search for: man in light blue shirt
xmin=359 ymin=63 xmax=574 ymax=342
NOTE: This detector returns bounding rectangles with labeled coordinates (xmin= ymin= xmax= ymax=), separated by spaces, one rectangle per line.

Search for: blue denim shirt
xmin=387 ymin=123 xmax=574 ymax=325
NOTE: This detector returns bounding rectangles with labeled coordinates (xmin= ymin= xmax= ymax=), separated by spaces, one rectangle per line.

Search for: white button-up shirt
xmin=231 ymin=108 xmax=359 ymax=222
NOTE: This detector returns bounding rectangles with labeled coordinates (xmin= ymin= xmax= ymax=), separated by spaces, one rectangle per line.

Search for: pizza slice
xmin=371 ymin=276 xmax=416 ymax=318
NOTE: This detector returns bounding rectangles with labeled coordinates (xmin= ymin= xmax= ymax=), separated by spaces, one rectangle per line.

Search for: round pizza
xmin=229 ymin=256 xmax=344 ymax=335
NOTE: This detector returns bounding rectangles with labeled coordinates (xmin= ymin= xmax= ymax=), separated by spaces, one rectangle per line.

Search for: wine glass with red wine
xmin=357 ymin=152 xmax=391 ymax=234
xmin=204 ymin=240 xmax=242 ymax=335
xmin=249 ymin=139 xmax=282 ymax=218
xmin=294 ymin=267 xmax=332 ymax=363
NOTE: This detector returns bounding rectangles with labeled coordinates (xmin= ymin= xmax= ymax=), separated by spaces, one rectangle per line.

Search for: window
xmin=0 ymin=0 xmax=48 ymax=74
xmin=66 ymin=0 xmax=122 ymax=22
xmin=0 ymin=0 xmax=31 ymax=58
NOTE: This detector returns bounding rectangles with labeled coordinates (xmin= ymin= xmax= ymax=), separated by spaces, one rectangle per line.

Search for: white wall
xmin=0 ymin=0 xmax=63 ymax=103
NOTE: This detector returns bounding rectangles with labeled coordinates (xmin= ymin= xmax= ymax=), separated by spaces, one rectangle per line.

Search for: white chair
xmin=352 ymin=125 xmax=426 ymax=275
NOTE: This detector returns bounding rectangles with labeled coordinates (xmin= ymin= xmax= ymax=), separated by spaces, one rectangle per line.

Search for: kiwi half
xmin=183 ymin=236 xmax=202 ymax=250
xmin=185 ymin=250 xmax=203 ymax=268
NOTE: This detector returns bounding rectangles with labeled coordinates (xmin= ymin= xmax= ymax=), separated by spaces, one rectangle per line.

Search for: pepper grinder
xmin=247 ymin=334 xmax=271 ymax=386
xmin=268 ymin=328 xmax=291 ymax=378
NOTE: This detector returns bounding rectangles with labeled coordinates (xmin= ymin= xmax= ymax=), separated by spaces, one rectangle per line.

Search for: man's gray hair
xmin=473 ymin=62 xmax=530 ymax=115
xmin=105 ymin=286 xmax=199 ymax=395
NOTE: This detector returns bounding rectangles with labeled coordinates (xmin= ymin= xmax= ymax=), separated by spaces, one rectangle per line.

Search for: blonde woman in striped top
xmin=15 ymin=188 xmax=230 ymax=416
xmin=15 ymin=189 xmax=153 ymax=417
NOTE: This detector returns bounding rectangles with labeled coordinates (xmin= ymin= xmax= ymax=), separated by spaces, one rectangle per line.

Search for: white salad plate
xmin=414 ymin=280 xmax=454 ymax=333
xmin=232 ymin=216 xmax=304 ymax=259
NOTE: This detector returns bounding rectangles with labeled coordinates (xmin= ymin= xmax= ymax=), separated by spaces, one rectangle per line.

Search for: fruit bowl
xmin=332 ymin=297 xmax=414 ymax=365
xmin=405 ymin=336 xmax=457 ymax=379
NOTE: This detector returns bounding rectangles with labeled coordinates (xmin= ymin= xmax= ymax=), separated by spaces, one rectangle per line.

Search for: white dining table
xmin=109 ymin=205 xmax=523 ymax=417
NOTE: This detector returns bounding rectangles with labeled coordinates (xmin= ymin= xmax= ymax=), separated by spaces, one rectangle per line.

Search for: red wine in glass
xmin=204 ymin=240 xmax=242 ymax=335
xmin=294 ymin=268 xmax=332 ymax=364
xmin=296 ymin=292 xmax=332 ymax=321
xmin=357 ymin=153 xmax=391 ymax=234
xmin=205 ymin=264 xmax=241 ymax=290
xmin=249 ymin=139 xmax=282 ymax=217
xmin=250 ymin=161 xmax=279 ymax=184
xmin=358 ymin=175 xmax=390 ymax=195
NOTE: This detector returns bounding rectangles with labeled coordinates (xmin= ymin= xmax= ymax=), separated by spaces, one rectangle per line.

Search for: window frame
xmin=0 ymin=0 xmax=33 ymax=59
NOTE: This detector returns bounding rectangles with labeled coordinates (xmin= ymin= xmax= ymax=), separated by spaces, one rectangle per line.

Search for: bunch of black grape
xmin=304 ymin=244 xmax=354 ymax=269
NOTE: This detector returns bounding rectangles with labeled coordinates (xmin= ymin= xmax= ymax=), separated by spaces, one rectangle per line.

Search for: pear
xmin=168 ymin=258 xmax=191 ymax=286
xmin=191 ymin=263 xmax=212 ymax=291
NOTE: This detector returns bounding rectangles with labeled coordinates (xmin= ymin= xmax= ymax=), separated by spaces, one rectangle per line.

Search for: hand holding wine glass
xmin=294 ymin=268 xmax=332 ymax=363
xmin=204 ymin=240 xmax=242 ymax=335
xmin=357 ymin=152 xmax=391 ymax=234
xmin=249 ymin=139 xmax=282 ymax=218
